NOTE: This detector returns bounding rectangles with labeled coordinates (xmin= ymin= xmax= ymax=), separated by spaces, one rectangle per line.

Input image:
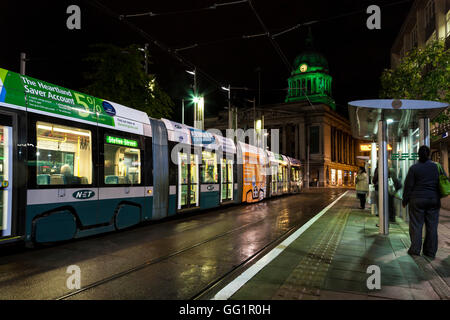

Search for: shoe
xmin=407 ymin=249 xmax=421 ymax=256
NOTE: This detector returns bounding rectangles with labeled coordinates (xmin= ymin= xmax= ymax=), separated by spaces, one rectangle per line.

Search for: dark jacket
xmin=402 ymin=160 xmax=441 ymax=207
xmin=372 ymin=167 xmax=401 ymax=193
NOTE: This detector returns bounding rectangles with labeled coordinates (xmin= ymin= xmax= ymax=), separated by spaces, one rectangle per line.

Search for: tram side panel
xmin=240 ymin=146 xmax=266 ymax=203
xmin=96 ymin=126 xmax=147 ymax=232
xmin=199 ymin=148 xmax=220 ymax=210
xmin=0 ymin=106 xmax=28 ymax=243
xmin=167 ymin=141 xmax=178 ymax=216
xmin=26 ymin=113 xmax=101 ymax=243
xmin=236 ymin=143 xmax=243 ymax=204
xmin=26 ymin=112 xmax=151 ymax=243
xmin=150 ymin=118 xmax=169 ymax=220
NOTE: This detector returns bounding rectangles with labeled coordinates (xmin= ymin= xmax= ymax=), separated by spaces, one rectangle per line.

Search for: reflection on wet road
xmin=0 ymin=188 xmax=346 ymax=299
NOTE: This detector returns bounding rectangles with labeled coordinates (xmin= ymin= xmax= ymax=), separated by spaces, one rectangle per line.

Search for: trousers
xmin=408 ymin=197 xmax=440 ymax=257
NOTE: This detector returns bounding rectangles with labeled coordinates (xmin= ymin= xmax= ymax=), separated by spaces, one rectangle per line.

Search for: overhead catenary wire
xmin=89 ymin=0 xmax=225 ymax=91
xmin=247 ymin=0 xmax=292 ymax=72
xmin=271 ymin=0 xmax=414 ymax=39
xmin=121 ymin=0 xmax=248 ymax=19
xmin=170 ymin=0 xmax=415 ymax=52
xmin=89 ymin=0 xmax=415 ymax=109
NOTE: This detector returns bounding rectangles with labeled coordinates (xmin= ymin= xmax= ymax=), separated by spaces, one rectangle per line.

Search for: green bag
xmin=436 ymin=162 xmax=450 ymax=197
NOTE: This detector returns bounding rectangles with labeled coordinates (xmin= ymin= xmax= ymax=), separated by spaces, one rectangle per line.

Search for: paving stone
xmin=323 ymin=277 xmax=368 ymax=294
xmin=368 ymin=285 xmax=414 ymax=300
xmin=228 ymin=192 xmax=447 ymax=300
xmin=319 ymin=289 xmax=368 ymax=300
xmin=410 ymin=287 xmax=441 ymax=300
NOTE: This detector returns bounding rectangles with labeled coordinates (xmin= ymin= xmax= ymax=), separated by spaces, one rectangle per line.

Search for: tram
xmin=0 ymin=67 xmax=303 ymax=246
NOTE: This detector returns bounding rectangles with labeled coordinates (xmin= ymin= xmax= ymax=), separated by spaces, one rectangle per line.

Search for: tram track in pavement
xmin=54 ymin=211 xmax=273 ymax=300
xmin=54 ymin=190 xmax=346 ymax=300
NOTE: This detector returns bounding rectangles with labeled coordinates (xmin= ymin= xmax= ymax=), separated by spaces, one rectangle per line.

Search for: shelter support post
xmin=378 ymin=119 xmax=389 ymax=235
xmin=419 ymin=117 xmax=430 ymax=147
xmin=371 ymin=141 xmax=377 ymax=216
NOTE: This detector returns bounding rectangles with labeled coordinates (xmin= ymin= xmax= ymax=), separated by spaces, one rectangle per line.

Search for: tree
xmin=83 ymin=44 xmax=173 ymax=119
xmin=380 ymin=40 xmax=449 ymax=122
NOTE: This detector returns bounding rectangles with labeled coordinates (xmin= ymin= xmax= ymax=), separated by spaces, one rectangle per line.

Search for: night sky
xmin=1 ymin=0 xmax=413 ymax=123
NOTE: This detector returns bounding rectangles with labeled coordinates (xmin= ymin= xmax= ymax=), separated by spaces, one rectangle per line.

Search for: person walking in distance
xmin=355 ymin=167 xmax=369 ymax=209
xmin=402 ymin=145 xmax=445 ymax=259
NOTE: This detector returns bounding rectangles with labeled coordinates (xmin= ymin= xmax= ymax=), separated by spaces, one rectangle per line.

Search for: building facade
xmin=391 ymin=0 xmax=450 ymax=67
xmin=390 ymin=0 xmax=450 ymax=173
xmin=205 ymin=32 xmax=364 ymax=187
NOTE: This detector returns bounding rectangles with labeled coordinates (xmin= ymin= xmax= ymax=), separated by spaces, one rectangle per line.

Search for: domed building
xmin=205 ymin=30 xmax=364 ymax=187
xmin=285 ymin=31 xmax=335 ymax=110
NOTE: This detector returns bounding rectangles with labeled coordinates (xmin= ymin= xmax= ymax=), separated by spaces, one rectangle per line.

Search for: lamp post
xmin=221 ymin=86 xmax=249 ymax=132
xmin=138 ymin=43 xmax=149 ymax=74
xmin=187 ymin=69 xmax=202 ymax=129
xmin=20 ymin=53 xmax=27 ymax=75
xmin=182 ymin=98 xmax=185 ymax=125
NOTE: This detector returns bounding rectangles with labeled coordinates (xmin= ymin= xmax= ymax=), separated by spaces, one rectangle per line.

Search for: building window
xmin=104 ymin=136 xmax=141 ymax=185
xmin=343 ymin=133 xmax=347 ymax=164
xmin=426 ymin=30 xmax=437 ymax=45
xmin=411 ymin=24 xmax=418 ymax=48
xmin=337 ymin=130 xmax=341 ymax=163
xmin=309 ymin=126 xmax=320 ymax=154
xmin=331 ymin=127 xmax=336 ymax=162
xmin=425 ymin=0 xmax=435 ymax=25
xmin=36 ymin=121 xmax=92 ymax=185
xmin=424 ymin=0 xmax=436 ymax=37
xmin=446 ymin=10 xmax=450 ymax=37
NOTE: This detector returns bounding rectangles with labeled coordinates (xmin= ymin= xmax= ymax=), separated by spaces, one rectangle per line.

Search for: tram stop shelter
xmin=348 ymin=99 xmax=448 ymax=235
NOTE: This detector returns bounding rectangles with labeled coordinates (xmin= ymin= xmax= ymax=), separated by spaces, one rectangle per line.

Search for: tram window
xmin=201 ymin=151 xmax=217 ymax=183
xmin=278 ymin=165 xmax=283 ymax=182
xmin=291 ymin=168 xmax=299 ymax=182
xmin=36 ymin=122 xmax=92 ymax=185
xmin=104 ymin=143 xmax=141 ymax=185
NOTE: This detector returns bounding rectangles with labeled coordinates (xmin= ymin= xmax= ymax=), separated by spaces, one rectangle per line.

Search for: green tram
xmin=0 ymin=67 xmax=303 ymax=246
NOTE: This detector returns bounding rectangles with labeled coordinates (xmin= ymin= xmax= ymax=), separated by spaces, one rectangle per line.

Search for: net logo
xmin=72 ymin=190 xmax=95 ymax=200
xmin=102 ymin=101 xmax=116 ymax=116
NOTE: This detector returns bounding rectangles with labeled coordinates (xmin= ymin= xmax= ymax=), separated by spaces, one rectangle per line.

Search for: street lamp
xmin=138 ymin=43 xmax=149 ymax=74
xmin=221 ymin=85 xmax=232 ymax=130
xmin=186 ymin=69 xmax=204 ymax=129
xmin=221 ymin=85 xmax=249 ymax=131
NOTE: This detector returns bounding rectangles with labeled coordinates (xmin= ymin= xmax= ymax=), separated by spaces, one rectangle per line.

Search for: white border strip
xmin=212 ymin=190 xmax=349 ymax=300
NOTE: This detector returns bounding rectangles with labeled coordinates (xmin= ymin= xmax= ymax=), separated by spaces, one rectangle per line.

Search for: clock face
xmin=299 ymin=64 xmax=308 ymax=72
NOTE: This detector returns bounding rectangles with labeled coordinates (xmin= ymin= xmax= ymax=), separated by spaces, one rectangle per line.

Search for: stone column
xmin=299 ymin=121 xmax=306 ymax=161
xmin=295 ymin=124 xmax=299 ymax=159
xmin=282 ymin=125 xmax=287 ymax=155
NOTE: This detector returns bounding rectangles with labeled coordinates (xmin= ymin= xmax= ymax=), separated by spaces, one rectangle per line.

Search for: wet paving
xmin=0 ymin=188 xmax=346 ymax=300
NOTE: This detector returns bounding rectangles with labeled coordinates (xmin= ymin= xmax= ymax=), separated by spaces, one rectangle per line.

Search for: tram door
xmin=178 ymin=152 xmax=199 ymax=210
xmin=0 ymin=124 xmax=13 ymax=238
xmin=220 ymin=159 xmax=233 ymax=202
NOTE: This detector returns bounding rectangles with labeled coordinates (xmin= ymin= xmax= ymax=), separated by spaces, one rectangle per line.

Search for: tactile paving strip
xmin=273 ymin=203 xmax=351 ymax=299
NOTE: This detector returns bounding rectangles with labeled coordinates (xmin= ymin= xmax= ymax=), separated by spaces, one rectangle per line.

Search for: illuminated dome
xmin=285 ymin=29 xmax=335 ymax=109
xmin=292 ymin=51 xmax=329 ymax=75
